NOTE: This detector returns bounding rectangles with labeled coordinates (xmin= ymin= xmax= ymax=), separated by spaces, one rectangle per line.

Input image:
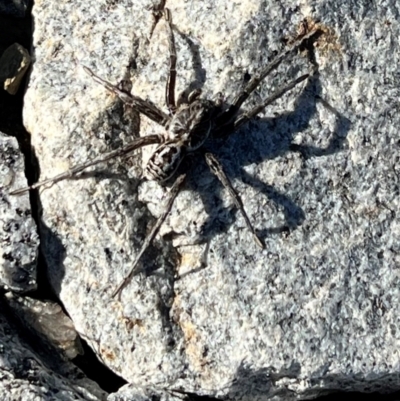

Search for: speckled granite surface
xmin=12 ymin=0 xmax=400 ymax=399
xmin=0 ymin=132 xmax=38 ymax=292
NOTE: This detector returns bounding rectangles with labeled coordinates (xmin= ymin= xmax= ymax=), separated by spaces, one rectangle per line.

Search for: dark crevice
xmin=72 ymin=339 xmax=127 ymax=393
xmin=316 ymin=390 xmax=400 ymax=401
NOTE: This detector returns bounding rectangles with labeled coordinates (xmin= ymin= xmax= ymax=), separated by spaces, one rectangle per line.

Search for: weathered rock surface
xmin=0 ymin=131 xmax=38 ymax=292
xmin=108 ymin=384 xmax=183 ymax=401
xmin=0 ymin=296 xmax=107 ymax=401
xmin=20 ymin=0 xmax=400 ymax=399
xmin=4 ymin=293 xmax=83 ymax=359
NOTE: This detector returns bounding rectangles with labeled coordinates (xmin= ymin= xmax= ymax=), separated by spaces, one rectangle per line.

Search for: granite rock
xmin=4 ymin=293 xmax=83 ymax=359
xmin=20 ymin=0 xmax=400 ymax=399
xmin=0 ymin=297 xmax=107 ymax=401
xmin=0 ymin=131 xmax=38 ymax=292
xmin=108 ymin=384 xmax=184 ymax=401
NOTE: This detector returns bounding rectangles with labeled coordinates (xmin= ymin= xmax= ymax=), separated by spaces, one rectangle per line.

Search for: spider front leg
xmin=83 ymin=66 xmax=170 ymax=126
xmin=234 ymin=72 xmax=310 ymax=129
xmin=112 ymin=173 xmax=186 ymax=299
xmin=216 ymin=28 xmax=320 ymax=127
xmin=163 ymin=8 xmax=177 ymax=115
xmin=10 ymin=135 xmax=163 ymax=195
xmin=204 ymin=153 xmax=264 ymax=249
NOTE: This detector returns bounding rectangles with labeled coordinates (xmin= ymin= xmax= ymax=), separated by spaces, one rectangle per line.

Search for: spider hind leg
xmin=112 ymin=173 xmax=186 ymax=298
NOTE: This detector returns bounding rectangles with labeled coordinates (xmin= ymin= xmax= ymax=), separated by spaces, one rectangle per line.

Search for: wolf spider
xmin=11 ymin=9 xmax=320 ymax=298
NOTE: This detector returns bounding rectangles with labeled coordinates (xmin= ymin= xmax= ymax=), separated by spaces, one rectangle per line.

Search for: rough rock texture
xmin=4 ymin=293 xmax=83 ymax=359
xmin=0 ymin=297 xmax=107 ymax=401
xmin=0 ymin=132 xmax=38 ymax=292
xmin=22 ymin=0 xmax=400 ymax=400
xmin=108 ymin=384 xmax=183 ymax=401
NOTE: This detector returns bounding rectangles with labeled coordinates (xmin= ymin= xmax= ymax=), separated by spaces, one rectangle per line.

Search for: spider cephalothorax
xmin=167 ymin=97 xmax=216 ymax=150
xmin=11 ymin=8 xmax=321 ymax=298
xmin=147 ymin=96 xmax=217 ymax=182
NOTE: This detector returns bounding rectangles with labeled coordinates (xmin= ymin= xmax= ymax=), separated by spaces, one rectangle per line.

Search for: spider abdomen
xmin=145 ymin=142 xmax=185 ymax=182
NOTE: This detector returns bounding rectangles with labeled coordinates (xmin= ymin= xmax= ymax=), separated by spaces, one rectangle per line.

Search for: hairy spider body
xmin=11 ymin=8 xmax=321 ymax=298
xmin=147 ymin=97 xmax=217 ymax=181
xmin=168 ymin=99 xmax=216 ymax=149
xmin=145 ymin=140 xmax=185 ymax=181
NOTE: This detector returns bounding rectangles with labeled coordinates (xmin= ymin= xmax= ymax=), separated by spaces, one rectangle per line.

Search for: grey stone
xmin=4 ymin=293 xmax=84 ymax=359
xmin=0 ymin=43 xmax=31 ymax=95
xmin=0 ymin=297 xmax=107 ymax=400
xmin=108 ymin=385 xmax=183 ymax=401
xmin=22 ymin=0 xmax=400 ymax=399
xmin=0 ymin=132 xmax=38 ymax=292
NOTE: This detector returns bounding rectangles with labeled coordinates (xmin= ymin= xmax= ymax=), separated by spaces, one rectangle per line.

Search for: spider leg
xmin=217 ymin=28 xmax=320 ymax=127
xmin=233 ymin=72 xmax=310 ymax=129
xmin=10 ymin=134 xmax=163 ymax=195
xmin=164 ymin=8 xmax=177 ymax=114
xmin=112 ymin=173 xmax=186 ymax=298
xmin=83 ymin=66 xmax=170 ymax=126
xmin=204 ymin=153 xmax=264 ymax=248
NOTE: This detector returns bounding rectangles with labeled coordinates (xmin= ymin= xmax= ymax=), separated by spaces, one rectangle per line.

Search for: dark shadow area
xmin=174 ymin=26 xmax=207 ymax=104
xmin=223 ymin=362 xmax=400 ymax=401
xmin=0 ymin=5 xmax=48 ymax=298
xmin=73 ymin=339 xmax=127 ymax=393
xmin=1 ymin=291 xmax=127 ymax=393
xmin=172 ymin=58 xmax=350 ymax=248
xmin=0 ymin=9 xmax=36 ymax=179
xmin=0 ymin=294 xmax=79 ymax=377
xmin=317 ymin=390 xmax=400 ymax=401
